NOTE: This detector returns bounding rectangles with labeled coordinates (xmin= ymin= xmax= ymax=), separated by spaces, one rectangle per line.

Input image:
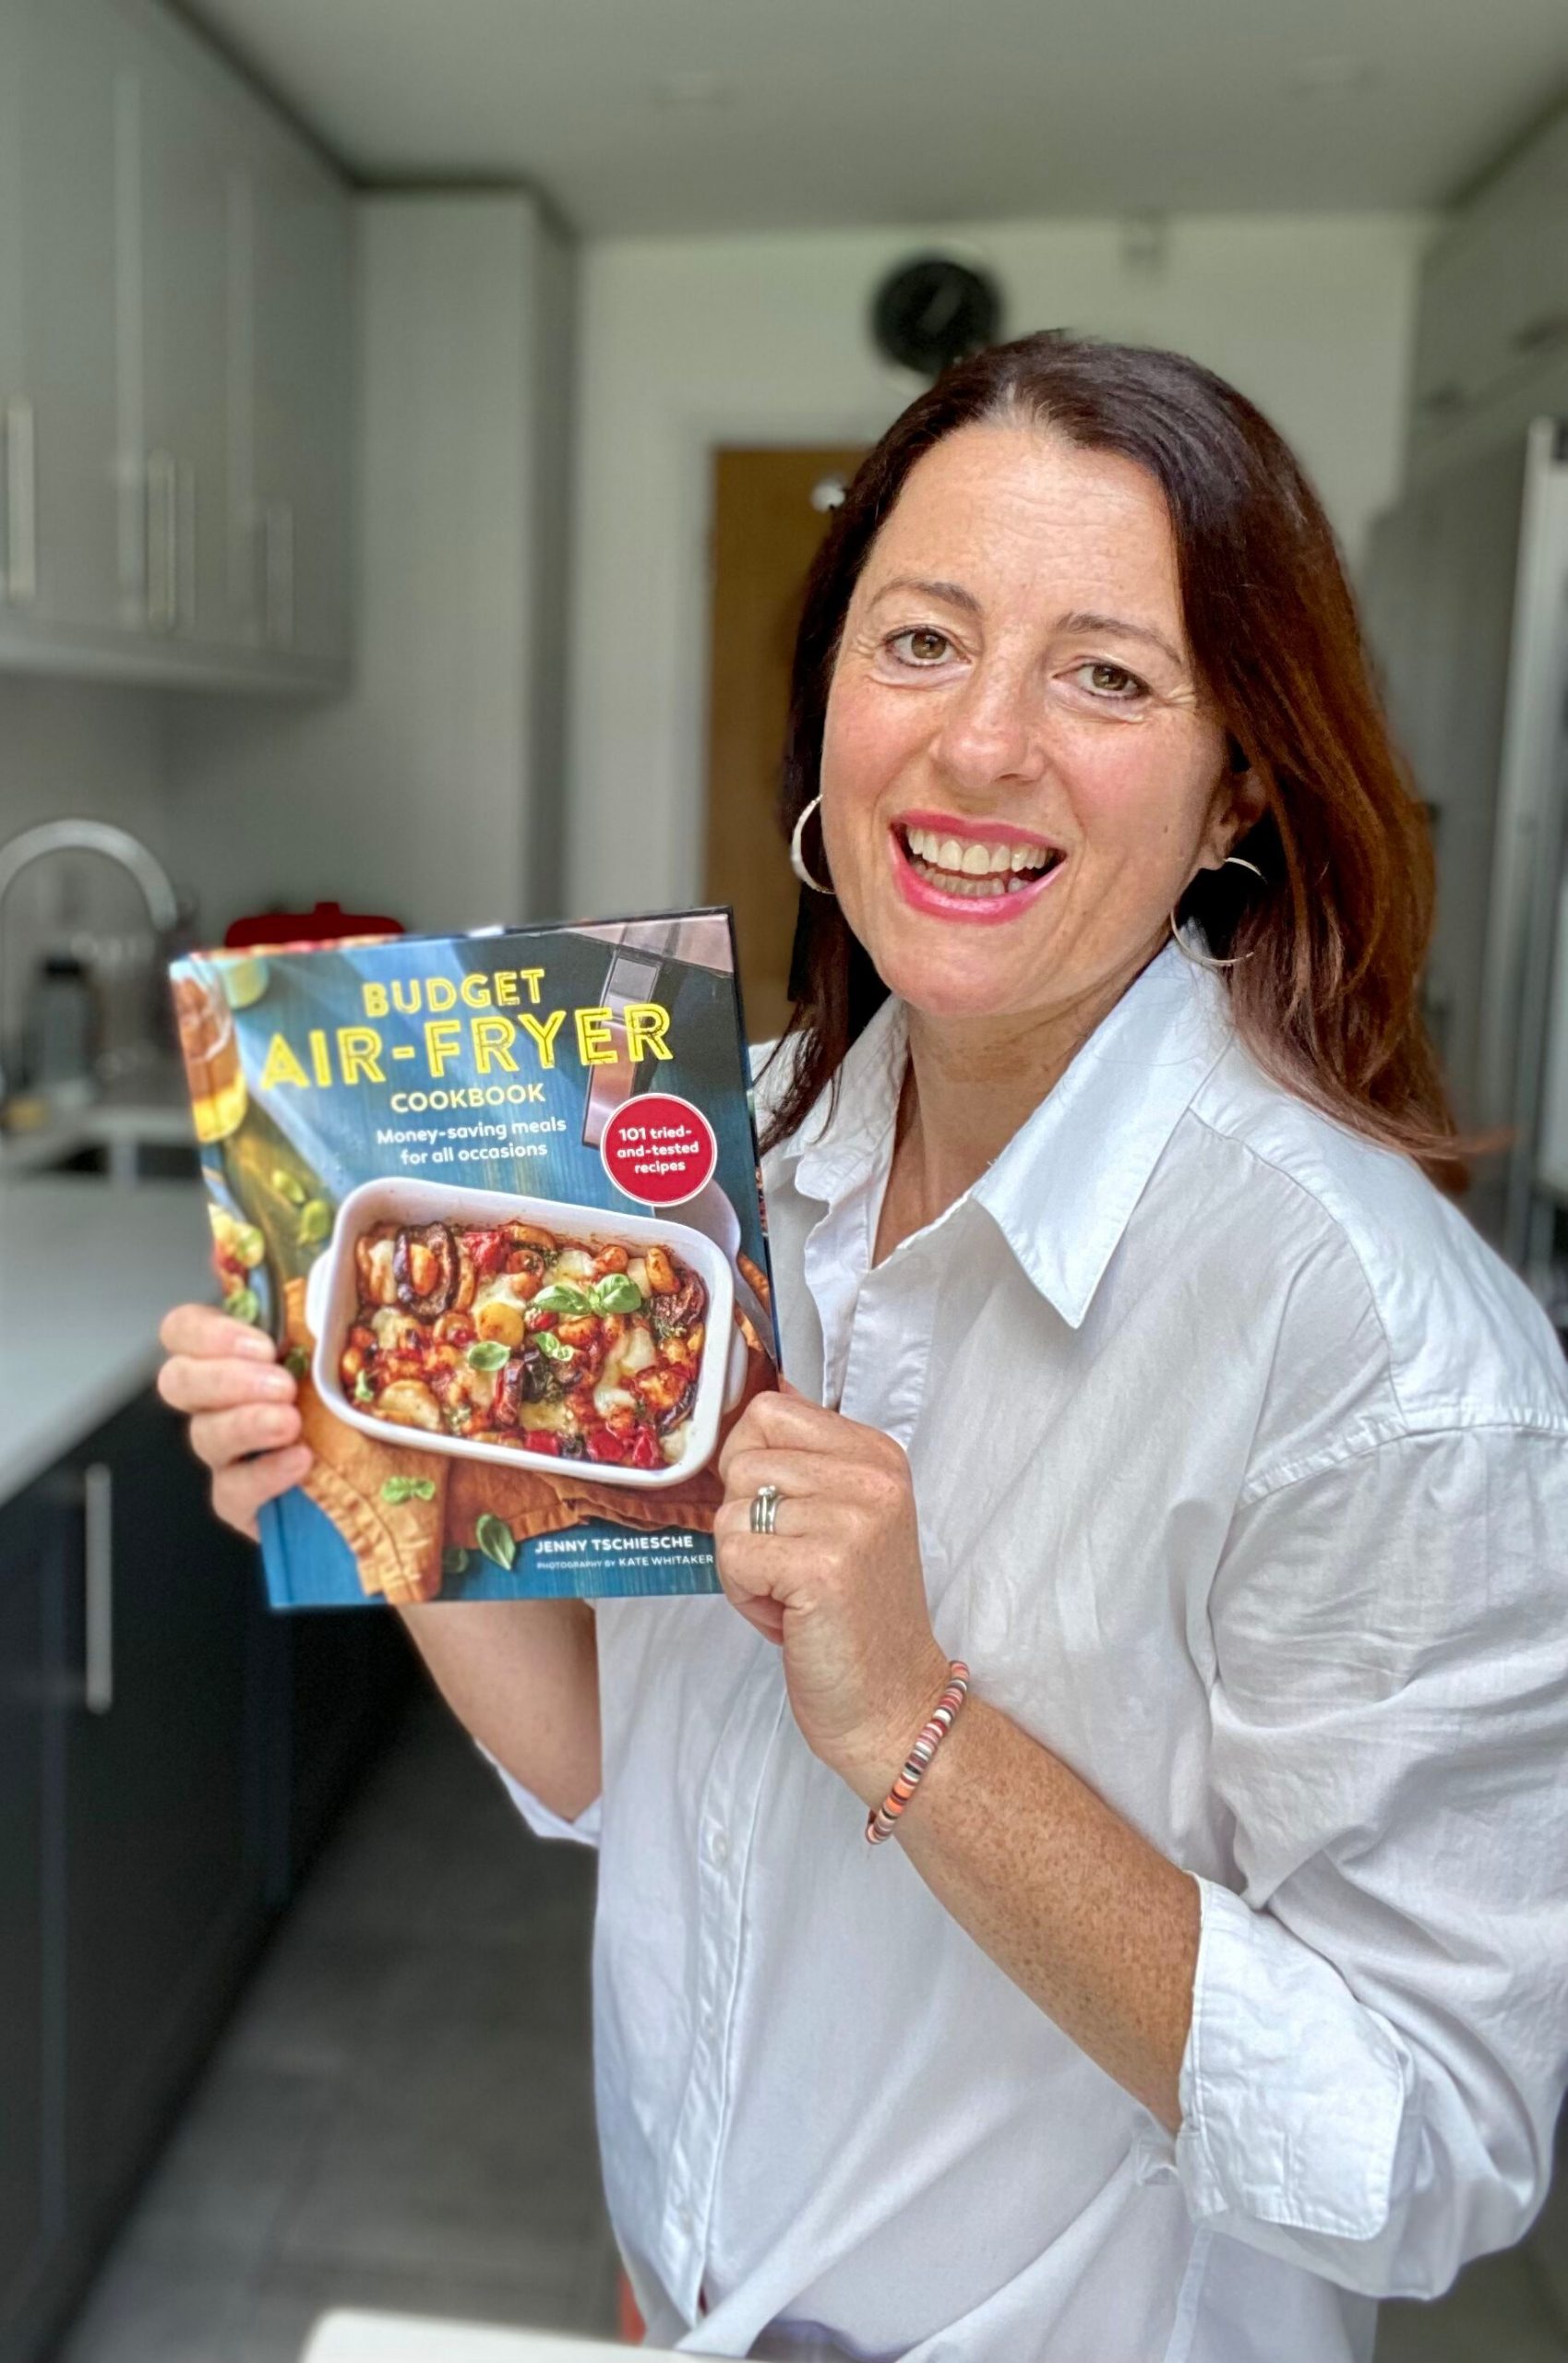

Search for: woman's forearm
xmin=850 ymin=1691 xmax=1200 ymax=2132
xmin=398 ymin=1596 xmax=602 ymax=1821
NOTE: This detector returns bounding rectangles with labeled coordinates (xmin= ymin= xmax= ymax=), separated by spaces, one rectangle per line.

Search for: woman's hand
xmin=714 ymin=1378 xmax=949 ymax=1802
xmin=156 ymin=1303 xmax=313 ymax=1540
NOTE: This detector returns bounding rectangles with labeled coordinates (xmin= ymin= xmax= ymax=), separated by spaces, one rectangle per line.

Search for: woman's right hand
xmin=157 ymin=1303 xmax=313 ymax=1541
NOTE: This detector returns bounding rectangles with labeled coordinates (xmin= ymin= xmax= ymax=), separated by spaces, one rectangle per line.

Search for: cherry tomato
xmin=585 ymin=1428 xmax=628 ymax=1465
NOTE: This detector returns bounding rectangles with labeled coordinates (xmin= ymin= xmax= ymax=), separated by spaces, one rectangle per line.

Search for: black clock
xmin=870 ymin=255 xmax=1004 ymax=378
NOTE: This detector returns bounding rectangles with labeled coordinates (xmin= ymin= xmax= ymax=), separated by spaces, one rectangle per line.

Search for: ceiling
xmin=177 ymin=0 xmax=1568 ymax=237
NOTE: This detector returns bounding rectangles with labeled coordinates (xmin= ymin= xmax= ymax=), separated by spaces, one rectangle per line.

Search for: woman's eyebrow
xmin=1058 ymin=610 xmax=1187 ymax=670
xmin=866 ymin=575 xmax=983 ymax=616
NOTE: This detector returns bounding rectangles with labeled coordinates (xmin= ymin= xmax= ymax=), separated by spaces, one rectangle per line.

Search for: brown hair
xmin=757 ymin=331 xmax=1496 ymax=1193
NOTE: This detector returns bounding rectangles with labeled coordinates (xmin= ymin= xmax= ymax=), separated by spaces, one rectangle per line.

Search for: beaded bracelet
xmin=866 ymin=1661 xmax=971 ymax=1845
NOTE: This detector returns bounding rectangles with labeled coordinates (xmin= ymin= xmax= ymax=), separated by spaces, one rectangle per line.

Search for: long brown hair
xmin=757 ymin=331 xmax=1492 ymax=1193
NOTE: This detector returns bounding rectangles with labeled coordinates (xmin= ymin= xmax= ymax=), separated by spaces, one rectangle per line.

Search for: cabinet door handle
xmin=178 ymin=462 xmax=197 ymax=637
xmin=264 ymin=499 xmax=294 ymax=649
xmin=83 ymin=1461 xmax=114 ymax=1715
xmin=5 ymin=398 xmax=37 ymax=606
xmin=146 ymin=450 xmax=177 ymax=633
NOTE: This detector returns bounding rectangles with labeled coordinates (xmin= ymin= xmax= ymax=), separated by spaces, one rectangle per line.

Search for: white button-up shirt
xmin=490 ymin=935 xmax=1568 ymax=2363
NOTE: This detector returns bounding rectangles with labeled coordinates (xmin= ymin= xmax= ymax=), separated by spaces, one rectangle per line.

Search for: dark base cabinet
xmin=0 ymin=1391 xmax=413 ymax=2363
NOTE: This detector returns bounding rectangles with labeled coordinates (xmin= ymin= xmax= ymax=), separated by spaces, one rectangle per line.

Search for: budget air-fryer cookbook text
xmin=170 ymin=909 xmax=782 ymax=1609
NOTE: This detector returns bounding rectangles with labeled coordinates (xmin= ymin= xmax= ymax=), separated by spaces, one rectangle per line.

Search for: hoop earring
xmin=1168 ymin=853 xmax=1265 ymax=971
xmin=789 ymin=794 xmax=835 ymax=895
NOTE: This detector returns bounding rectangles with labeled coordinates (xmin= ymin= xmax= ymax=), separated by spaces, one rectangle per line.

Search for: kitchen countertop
xmin=0 ymin=1172 xmax=211 ymax=1505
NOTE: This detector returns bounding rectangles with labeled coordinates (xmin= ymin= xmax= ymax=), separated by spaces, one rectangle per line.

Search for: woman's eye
xmin=1074 ymin=660 xmax=1145 ymax=700
xmin=887 ymin=628 xmax=955 ymax=666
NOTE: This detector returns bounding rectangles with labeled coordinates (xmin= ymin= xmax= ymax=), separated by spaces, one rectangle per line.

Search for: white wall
xmin=167 ymin=191 xmax=576 ymax=942
xmin=566 ymin=212 xmax=1431 ymax=912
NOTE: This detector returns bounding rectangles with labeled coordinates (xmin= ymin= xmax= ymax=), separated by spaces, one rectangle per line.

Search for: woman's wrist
xmin=833 ymin=1637 xmax=955 ymax=1809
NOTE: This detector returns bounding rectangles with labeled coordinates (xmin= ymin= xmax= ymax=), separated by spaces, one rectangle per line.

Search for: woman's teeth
xmin=900 ymin=824 xmax=1060 ymax=897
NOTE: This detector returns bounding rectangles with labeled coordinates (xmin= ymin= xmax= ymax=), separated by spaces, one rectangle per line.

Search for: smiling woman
xmin=767 ymin=335 xmax=1471 ymax=1192
xmin=158 ymin=332 xmax=1568 ymax=2363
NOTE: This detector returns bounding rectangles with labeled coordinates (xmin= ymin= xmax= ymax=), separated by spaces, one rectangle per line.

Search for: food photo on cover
xmin=3 ymin=5 xmax=1568 ymax=2363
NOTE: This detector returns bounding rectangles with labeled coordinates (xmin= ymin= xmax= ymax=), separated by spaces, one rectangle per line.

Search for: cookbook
xmin=169 ymin=909 xmax=782 ymax=1609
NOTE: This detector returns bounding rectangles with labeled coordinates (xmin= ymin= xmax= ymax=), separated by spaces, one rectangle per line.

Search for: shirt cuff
xmin=475 ymin=1738 xmax=603 ymax=1848
xmin=1172 ymin=1874 xmax=1418 ymax=2240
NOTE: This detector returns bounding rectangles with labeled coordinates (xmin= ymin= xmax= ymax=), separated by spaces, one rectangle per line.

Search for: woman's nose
xmin=928 ymin=661 xmax=1045 ymax=792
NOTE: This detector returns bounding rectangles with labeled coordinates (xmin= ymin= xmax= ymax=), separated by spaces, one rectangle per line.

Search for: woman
xmin=159 ymin=334 xmax=1568 ymax=2363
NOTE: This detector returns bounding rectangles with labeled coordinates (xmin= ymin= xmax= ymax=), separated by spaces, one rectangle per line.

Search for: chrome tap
xmin=0 ymin=820 xmax=181 ymax=1110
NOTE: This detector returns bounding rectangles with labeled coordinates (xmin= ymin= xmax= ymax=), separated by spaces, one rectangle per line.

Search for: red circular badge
xmin=600 ymin=1093 xmax=717 ymax=1207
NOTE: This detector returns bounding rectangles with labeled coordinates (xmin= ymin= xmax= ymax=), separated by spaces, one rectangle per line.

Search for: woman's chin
xmin=869 ymin=937 xmax=1056 ymax=1026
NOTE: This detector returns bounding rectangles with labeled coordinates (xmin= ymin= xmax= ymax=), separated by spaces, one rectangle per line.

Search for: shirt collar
xmin=974 ymin=937 xmax=1236 ymax=1327
xmin=782 ymin=931 xmax=1237 ymax=1331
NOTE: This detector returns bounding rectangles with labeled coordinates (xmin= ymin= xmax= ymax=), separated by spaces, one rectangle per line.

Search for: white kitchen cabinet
xmin=0 ymin=0 xmax=353 ymax=690
xmin=237 ymin=126 xmax=354 ymax=671
xmin=1 ymin=0 xmax=128 ymax=642
xmin=124 ymin=24 xmax=244 ymax=651
xmin=1408 ymin=104 xmax=1568 ymax=481
xmin=0 ymin=1 xmax=34 ymax=623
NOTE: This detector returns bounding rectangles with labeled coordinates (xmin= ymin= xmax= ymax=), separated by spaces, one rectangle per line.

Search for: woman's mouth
xmin=890 ymin=820 xmax=1067 ymax=920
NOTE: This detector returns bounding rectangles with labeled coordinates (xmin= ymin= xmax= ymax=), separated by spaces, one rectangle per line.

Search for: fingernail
xmin=257 ymin=1368 xmax=295 ymax=1397
xmin=261 ymin=1409 xmax=298 ymax=1442
xmin=233 ymin=1331 xmax=276 ymax=1359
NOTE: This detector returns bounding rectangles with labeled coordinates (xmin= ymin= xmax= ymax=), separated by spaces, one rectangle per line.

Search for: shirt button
xmin=708 ymin=1829 xmax=729 ymax=1867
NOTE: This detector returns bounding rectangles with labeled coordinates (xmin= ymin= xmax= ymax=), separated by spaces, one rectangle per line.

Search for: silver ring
xmin=749 ymin=1482 xmax=781 ymax=1535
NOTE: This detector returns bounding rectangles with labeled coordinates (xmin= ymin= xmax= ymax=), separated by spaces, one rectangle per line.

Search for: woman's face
xmin=819 ymin=420 xmax=1263 ymax=1028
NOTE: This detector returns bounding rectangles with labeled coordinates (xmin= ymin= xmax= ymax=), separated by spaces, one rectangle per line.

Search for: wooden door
xmin=703 ymin=446 xmax=866 ymax=1044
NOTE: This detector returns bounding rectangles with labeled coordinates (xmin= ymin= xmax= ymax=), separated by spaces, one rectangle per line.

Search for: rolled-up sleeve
xmin=475 ymin=1739 xmax=603 ymax=1849
xmin=1155 ymin=1425 xmax=1568 ymax=2297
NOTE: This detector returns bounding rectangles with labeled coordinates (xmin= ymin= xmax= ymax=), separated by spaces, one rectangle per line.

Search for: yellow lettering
xmin=519 ymin=968 xmax=545 ymax=1005
xmin=308 ymin=1029 xmax=332 ymax=1086
xmin=260 ymin=1032 xmax=309 ymax=1090
xmin=391 ymin=979 xmax=422 ymax=1014
xmin=472 ymin=1015 xmax=519 ymax=1074
xmin=575 ymin=1006 xmax=616 ymax=1065
xmin=460 ymin=973 xmax=492 ymax=1009
xmin=495 ymin=972 xmax=520 ymax=1006
xmin=337 ymin=1027 xmax=385 ymax=1086
xmin=425 ymin=1018 xmax=462 ymax=1078
xmin=427 ymin=977 xmax=457 ymax=1013
xmin=518 ymin=1010 xmax=566 ymax=1068
xmin=623 ymin=1001 xmax=672 ymax=1062
xmin=362 ymin=982 xmax=389 ymax=1019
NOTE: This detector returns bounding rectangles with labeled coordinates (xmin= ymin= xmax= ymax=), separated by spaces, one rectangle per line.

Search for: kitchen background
xmin=3 ymin=1 xmax=1568 ymax=2358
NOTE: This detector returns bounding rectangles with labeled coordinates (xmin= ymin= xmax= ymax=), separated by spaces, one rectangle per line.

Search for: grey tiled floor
xmin=57 ymin=1693 xmax=620 ymax=2363
xmin=56 ymin=1688 xmax=1568 ymax=2362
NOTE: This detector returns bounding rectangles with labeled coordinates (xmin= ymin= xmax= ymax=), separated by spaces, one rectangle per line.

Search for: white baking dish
xmin=305 ymin=1176 xmax=748 ymax=1488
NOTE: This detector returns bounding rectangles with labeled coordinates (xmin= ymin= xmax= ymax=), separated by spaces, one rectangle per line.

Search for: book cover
xmin=169 ymin=908 xmax=781 ymax=1609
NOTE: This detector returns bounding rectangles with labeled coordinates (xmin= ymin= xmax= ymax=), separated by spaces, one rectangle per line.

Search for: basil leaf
xmin=590 ymin=1271 xmax=642 ymax=1313
xmin=441 ymin=1547 xmax=473 ymax=1578
xmin=221 ymin=1286 xmax=260 ymax=1325
xmin=270 ymin=1169 xmax=309 ymax=1205
xmin=474 ymin=1513 xmax=517 ymax=1570
xmin=535 ymin=1329 xmax=573 ymax=1362
xmin=379 ymin=1474 xmax=437 ymax=1505
xmin=531 ymin=1281 xmax=592 ymax=1315
xmin=465 ymin=1339 xmax=510 ymax=1372
xmin=282 ymin=1345 xmax=310 ymax=1381
xmin=353 ymin=1369 xmax=376 ymax=1405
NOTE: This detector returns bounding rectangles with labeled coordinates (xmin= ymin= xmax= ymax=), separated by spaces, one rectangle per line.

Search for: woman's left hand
xmin=714 ymin=1378 xmax=951 ymax=1801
